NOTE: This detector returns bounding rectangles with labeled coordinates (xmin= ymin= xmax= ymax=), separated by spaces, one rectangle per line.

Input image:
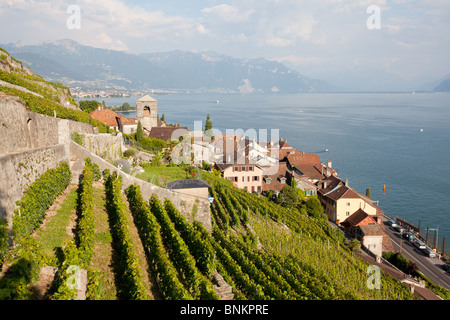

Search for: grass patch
xmin=35 ymin=187 xmax=78 ymax=257
xmin=136 ymin=165 xmax=189 ymax=187
xmin=91 ymin=186 xmax=118 ymax=300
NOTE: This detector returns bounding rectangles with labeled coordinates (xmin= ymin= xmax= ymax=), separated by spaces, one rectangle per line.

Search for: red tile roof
xmin=148 ymin=126 xmax=189 ymax=141
xmin=343 ymin=208 xmax=377 ymax=227
xmin=262 ymin=162 xmax=289 ymax=193
xmin=287 ymin=153 xmax=324 ymax=180
xmin=90 ymin=109 xmax=136 ymax=127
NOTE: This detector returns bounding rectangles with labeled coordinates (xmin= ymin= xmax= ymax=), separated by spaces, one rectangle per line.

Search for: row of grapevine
xmin=76 ymin=162 xmax=95 ymax=263
xmin=13 ymin=161 xmax=72 ymax=239
xmin=202 ymin=171 xmax=417 ymax=300
xmin=51 ymin=160 xmax=103 ymax=300
xmin=149 ymin=195 xmax=218 ymax=300
xmin=125 ymin=184 xmax=192 ymax=300
xmin=104 ymin=171 xmax=148 ymax=300
xmin=163 ymin=199 xmax=216 ymax=277
xmin=212 ymin=226 xmax=302 ymax=300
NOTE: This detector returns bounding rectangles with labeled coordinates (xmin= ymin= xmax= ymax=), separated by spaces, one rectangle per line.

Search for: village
xmin=89 ymin=94 xmax=396 ymax=262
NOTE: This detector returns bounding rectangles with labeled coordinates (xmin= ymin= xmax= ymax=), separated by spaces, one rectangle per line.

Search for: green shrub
xmin=71 ymin=132 xmax=84 ymax=146
xmin=123 ymin=149 xmax=136 ymax=158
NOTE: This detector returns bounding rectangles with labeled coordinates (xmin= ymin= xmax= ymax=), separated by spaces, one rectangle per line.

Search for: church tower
xmin=136 ymin=95 xmax=158 ymax=131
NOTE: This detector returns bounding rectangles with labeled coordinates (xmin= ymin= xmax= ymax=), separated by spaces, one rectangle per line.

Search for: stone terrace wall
xmin=81 ymin=133 xmax=125 ymax=163
xmin=0 ymin=96 xmax=97 ymax=155
xmin=0 ymin=144 xmax=68 ymax=225
xmin=70 ymin=141 xmax=212 ymax=232
xmin=0 ymin=96 xmax=97 ymax=225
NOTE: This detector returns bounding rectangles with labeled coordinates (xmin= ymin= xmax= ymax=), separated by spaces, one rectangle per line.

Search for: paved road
xmin=383 ymin=220 xmax=450 ymax=291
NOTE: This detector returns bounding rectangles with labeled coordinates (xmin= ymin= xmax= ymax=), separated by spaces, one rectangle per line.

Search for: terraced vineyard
xmin=0 ymin=161 xmax=418 ymax=300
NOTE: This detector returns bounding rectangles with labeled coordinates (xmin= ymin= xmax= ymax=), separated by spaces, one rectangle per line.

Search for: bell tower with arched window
xmin=136 ymin=95 xmax=158 ymax=131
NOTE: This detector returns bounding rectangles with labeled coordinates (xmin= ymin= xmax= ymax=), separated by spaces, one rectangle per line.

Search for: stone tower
xmin=136 ymin=95 xmax=158 ymax=131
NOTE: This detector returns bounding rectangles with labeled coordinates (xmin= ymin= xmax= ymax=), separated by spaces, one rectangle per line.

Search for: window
xmin=257 ymin=186 xmax=261 ymax=192
xmin=346 ymin=211 xmax=350 ymax=216
xmin=249 ymin=166 xmax=253 ymax=171
xmin=251 ymin=186 xmax=255 ymax=193
xmin=266 ymin=178 xmax=271 ymax=184
xmin=347 ymin=202 xmax=351 ymax=206
xmin=242 ymin=166 xmax=246 ymax=172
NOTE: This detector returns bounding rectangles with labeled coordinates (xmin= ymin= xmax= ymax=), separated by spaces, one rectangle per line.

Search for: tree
xmin=79 ymin=100 xmax=101 ymax=113
xmin=277 ymin=185 xmax=299 ymax=208
xmin=161 ymin=113 xmax=166 ymax=123
xmin=136 ymin=120 xmax=144 ymax=142
xmin=204 ymin=114 xmax=213 ymax=132
xmin=121 ymin=102 xmax=131 ymax=111
xmin=305 ymin=196 xmax=324 ymax=219
xmin=366 ymin=187 xmax=371 ymax=199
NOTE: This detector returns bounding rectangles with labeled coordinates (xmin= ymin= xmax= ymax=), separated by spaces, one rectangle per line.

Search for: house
xmin=318 ymin=178 xmax=383 ymax=225
xmin=342 ymin=208 xmax=378 ymax=235
xmin=286 ymin=152 xmax=325 ymax=184
xmin=167 ymin=179 xmax=211 ymax=198
xmin=262 ymin=162 xmax=289 ymax=196
xmin=215 ymin=162 xmax=264 ymax=193
xmin=355 ymin=224 xmax=394 ymax=258
xmin=89 ymin=105 xmax=137 ymax=134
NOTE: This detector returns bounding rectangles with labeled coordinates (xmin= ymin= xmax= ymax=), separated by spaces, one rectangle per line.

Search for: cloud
xmin=201 ymin=4 xmax=253 ymax=22
xmin=85 ymin=32 xmax=129 ymax=52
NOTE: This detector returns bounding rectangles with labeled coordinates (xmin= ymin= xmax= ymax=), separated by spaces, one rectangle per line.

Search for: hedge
xmin=13 ymin=162 xmax=72 ymax=239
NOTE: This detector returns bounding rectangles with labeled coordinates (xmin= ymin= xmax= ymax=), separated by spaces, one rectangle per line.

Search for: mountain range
xmin=2 ymin=39 xmax=449 ymax=94
xmin=1 ymin=39 xmax=335 ymax=94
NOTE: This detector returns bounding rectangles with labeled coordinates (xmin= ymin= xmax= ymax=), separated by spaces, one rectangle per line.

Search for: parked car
xmin=389 ymin=219 xmax=397 ymax=228
xmin=413 ymin=240 xmax=426 ymax=250
xmin=421 ymin=247 xmax=436 ymax=258
xmin=442 ymin=264 xmax=450 ymax=273
xmin=402 ymin=232 xmax=415 ymax=242
xmin=394 ymin=225 xmax=405 ymax=233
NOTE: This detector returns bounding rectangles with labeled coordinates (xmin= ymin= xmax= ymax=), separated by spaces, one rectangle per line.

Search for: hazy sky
xmin=1 ymin=0 xmax=450 ymax=87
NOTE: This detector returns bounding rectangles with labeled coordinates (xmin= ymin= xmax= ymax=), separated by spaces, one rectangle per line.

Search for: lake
xmin=99 ymin=92 xmax=450 ymax=251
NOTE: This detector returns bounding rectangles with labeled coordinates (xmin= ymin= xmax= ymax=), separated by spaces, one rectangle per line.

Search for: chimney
xmin=328 ymin=160 xmax=332 ymax=168
xmin=285 ymin=138 xmax=287 ymax=143
xmin=323 ymin=182 xmax=327 ymax=189
xmin=345 ymin=178 xmax=349 ymax=187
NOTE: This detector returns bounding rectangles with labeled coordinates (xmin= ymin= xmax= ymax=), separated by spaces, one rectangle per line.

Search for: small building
xmin=262 ymin=162 xmax=289 ymax=196
xmin=286 ymin=152 xmax=325 ymax=184
xmin=89 ymin=105 xmax=137 ymax=134
xmin=318 ymin=179 xmax=382 ymax=225
xmin=356 ymin=224 xmax=392 ymax=258
xmin=215 ymin=162 xmax=264 ymax=193
xmin=342 ymin=208 xmax=378 ymax=236
xmin=167 ymin=179 xmax=211 ymax=198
